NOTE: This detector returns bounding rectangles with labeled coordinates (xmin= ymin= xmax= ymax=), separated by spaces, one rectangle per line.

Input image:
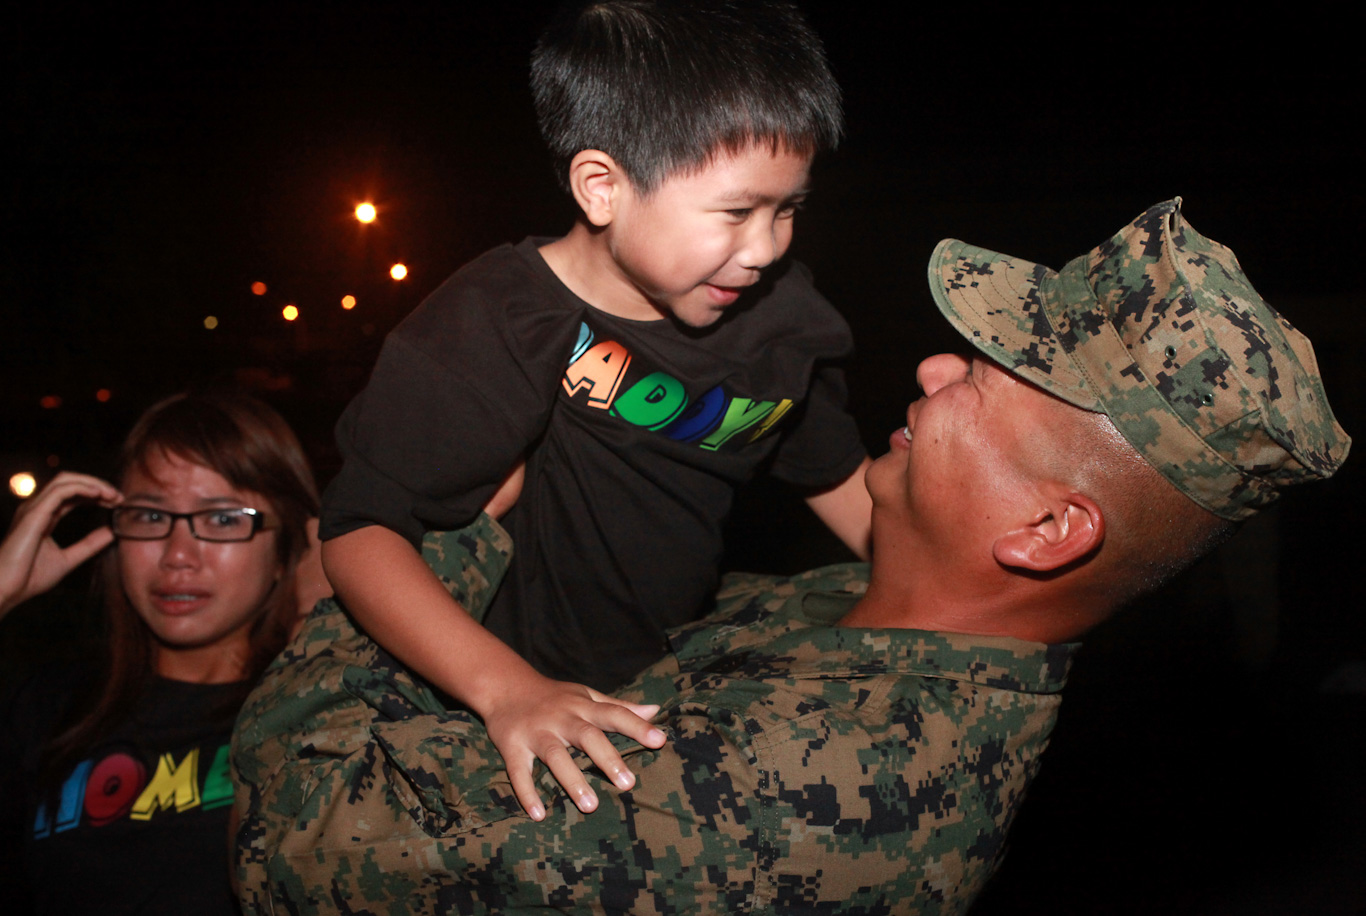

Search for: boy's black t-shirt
xmin=321 ymin=238 xmax=865 ymax=688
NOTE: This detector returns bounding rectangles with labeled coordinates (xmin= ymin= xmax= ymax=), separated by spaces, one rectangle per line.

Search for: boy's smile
xmin=545 ymin=143 xmax=812 ymax=328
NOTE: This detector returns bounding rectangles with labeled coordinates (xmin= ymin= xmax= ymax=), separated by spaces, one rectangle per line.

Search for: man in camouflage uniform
xmin=232 ymin=199 xmax=1349 ymax=914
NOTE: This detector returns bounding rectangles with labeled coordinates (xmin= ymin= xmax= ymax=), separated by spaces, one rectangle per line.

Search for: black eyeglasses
xmin=110 ymin=506 xmax=274 ymax=542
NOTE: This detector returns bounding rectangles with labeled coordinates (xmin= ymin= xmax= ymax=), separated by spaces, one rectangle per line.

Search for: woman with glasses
xmin=0 ymin=390 xmax=321 ymax=916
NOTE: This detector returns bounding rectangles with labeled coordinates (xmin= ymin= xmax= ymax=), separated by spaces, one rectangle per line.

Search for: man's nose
xmin=915 ymin=352 xmax=971 ymax=396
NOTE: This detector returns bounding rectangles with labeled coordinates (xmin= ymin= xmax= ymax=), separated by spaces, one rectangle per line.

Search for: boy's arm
xmin=322 ymin=525 xmax=666 ymax=821
xmin=803 ymin=456 xmax=873 ymax=560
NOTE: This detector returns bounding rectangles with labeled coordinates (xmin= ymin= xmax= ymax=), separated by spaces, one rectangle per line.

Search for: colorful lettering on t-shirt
xmin=32 ymin=740 xmax=233 ymax=839
xmin=561 ymin=321 xmax=795 ymax=451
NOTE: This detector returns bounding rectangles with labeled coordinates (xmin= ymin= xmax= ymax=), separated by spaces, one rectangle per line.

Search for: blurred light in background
xmin=39 ymin=395 xmax=62 ymax=409
xmin=355 ymin=203 xmax=377 ymax=223
xmin=251 ymin=281 xmax=267 ymax=296
xmin=204 ymin=315 xmax=219 ymax=329
xmin=390 ymin=263 xmax=408 ymax=281
xmin=9 ymin=473 xmax=37 ymax=499
xmin=96 ymin=389 xmax=112 ymax=402
xmin=282 ymin=305 xmax=299 ymax=321
xmin=341 ymin=295 xmax=356 ymax=310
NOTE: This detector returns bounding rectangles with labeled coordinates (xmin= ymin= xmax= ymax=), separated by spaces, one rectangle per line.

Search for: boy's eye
xmin=726 ymin=208 xmax=753 ymax=219
xmin=778 ymin=200 xmax=805 ymax=217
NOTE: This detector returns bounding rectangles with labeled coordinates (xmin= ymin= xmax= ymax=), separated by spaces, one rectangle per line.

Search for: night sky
xmin=5 ymin=4 xmax=1363 ymax=912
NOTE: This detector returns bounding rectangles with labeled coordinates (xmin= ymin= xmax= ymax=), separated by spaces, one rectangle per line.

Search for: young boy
xmin=320 ymin=0 xmax=871 ymax=822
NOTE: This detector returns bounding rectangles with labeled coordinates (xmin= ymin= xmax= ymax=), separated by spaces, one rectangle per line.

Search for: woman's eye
xmin=202 ymin=511 xmax=247 ymax=531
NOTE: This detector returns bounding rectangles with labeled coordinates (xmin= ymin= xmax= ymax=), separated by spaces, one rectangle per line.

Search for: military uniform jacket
xmin=234 ymin=520 xmax=1077 ymax=915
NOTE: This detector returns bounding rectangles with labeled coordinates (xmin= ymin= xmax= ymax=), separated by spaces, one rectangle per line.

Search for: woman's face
xmin=117 ymin=449 xmax=282 ymax=682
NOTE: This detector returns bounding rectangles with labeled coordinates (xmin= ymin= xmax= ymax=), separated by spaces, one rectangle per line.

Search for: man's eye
xmin=726 ymin=208 xmax=752 ymax=219
xmin=777 ymin=201 xmax=805 ymax=217
xmin=129 ymin=508 xmax=164 ymax=523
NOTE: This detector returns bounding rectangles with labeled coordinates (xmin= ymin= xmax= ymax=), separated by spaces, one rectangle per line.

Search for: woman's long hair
xmin=42 ymin=390 xmax=320 ymax=783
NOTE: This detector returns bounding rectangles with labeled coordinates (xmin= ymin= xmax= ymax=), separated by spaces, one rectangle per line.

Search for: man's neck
xmin=837 ymin=558 xmax=1096 ymax=644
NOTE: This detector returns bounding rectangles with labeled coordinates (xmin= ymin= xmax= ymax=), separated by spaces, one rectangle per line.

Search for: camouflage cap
xmin=928 ymin=198 xmax=1350 ymax=520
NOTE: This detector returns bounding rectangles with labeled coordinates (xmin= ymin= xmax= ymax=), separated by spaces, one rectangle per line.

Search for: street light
xmin=390 ymin=263 xmax=408 ymax=281
xmin=356 ymin=203 xmax=377 ymax=223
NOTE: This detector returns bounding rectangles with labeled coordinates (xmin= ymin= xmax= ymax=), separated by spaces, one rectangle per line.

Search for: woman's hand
xmin=481 ymin=674 xmax=667 ymax=821
xmin=0 ymin=472 xmax=122 ymax=618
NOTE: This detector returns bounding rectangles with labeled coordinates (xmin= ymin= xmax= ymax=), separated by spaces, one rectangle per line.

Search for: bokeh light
xmin=282 ymin=305 xmax=299 ymax=321
xmin=204 ymin=315 xmax=219 ymax=329
xmin=95 ymin=388 xmax=112 ymax=402
xmin=341 ymin=295 xmax=356 ymax=310
xmin=9 ymin=473 xmax=37 ymax=499
xmin=39 ymin=395 xmax=62 ymax=409
xmin=251 ymin=281 xmax=267 ymax=296
xmin=355 ymin=203 xmax=377 ymax=223
xmin=390 ymin=263 xmax=408 ymax=281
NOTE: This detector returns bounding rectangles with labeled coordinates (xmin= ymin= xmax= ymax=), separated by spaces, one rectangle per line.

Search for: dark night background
xmin=4 ymin=4 xmax=1362 ymax=912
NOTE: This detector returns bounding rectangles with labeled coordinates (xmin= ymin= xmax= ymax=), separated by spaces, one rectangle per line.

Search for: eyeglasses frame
xmin=110 ymin=506 xmax=275 ymax=543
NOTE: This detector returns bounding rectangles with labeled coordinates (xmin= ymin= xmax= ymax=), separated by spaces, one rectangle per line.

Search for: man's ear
xmin=566 ymin=149 xmax=627 ymax=227
xmin=992 ymin=492 xmax=1105 ymax=572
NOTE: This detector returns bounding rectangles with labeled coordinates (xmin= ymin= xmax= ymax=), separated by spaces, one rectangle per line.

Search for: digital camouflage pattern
xmin=930 ymin=198 xmax=1350 ymax=520
xmin=233 ymin=519 xmax=1077 ymax=914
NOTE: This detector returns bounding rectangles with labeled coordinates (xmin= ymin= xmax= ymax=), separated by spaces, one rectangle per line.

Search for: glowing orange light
xmin=390 ymin=263 xmax=408 ymax=281
xmin=355 ymin=203 xmax=377 ymax=223
xmin=204 ymin=315 xmax=219 ymax=330
xmin=95 ymin=388 xmax=112 ymax=403
xmin=282 ymin=305 xmax=299 ymax=321
xmin=39 ymin=395 xmax=62 ymax=409
xmin=251 ymin=281 xmax=267 ymax=296
xmin=9 ymin=473 xmax=37 ymax=499
xmin=341 ymin=295 xmax=357 ymax=310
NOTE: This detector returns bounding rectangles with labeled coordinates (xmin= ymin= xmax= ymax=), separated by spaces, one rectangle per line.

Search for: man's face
xmin=865 ymin=352 xmax=1080 ymax=561
xmin=598 ymin=143 xmax=811 ymax=328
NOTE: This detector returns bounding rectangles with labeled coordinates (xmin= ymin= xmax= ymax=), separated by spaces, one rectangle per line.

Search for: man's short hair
xmin=531 ymin=0 xmax=843 ymax=194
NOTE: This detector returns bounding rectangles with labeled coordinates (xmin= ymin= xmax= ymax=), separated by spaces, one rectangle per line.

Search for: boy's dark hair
xmin=532 ymin=0 xmax=842 ymax=194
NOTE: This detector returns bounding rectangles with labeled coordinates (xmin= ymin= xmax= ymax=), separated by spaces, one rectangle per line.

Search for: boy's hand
xmin=481 ymin=675 xmax=667 ymax=821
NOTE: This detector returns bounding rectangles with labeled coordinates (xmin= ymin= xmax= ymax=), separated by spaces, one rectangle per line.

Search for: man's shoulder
xmin=664 ymin=563 xmax=869 ymax=661
xmin=713 ymin=563 xmax=868 ymax=610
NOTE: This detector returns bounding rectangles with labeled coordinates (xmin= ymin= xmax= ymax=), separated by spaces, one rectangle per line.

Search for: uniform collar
xmin=669 ymin=578 xmax=1077 ymax=695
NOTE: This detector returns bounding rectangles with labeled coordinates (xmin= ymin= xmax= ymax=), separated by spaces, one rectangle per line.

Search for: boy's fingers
xmin=588 ymin=701 xmax=667 ymax=750
xmin=573 ymin=727 xmax=636 ymax=791
xmin=507 ymin=762 xmax=547 ymax=822
xmin=537 ymin=742 xmax=598 ymax=813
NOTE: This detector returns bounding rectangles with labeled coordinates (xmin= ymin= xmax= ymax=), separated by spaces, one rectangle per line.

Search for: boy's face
xmin=599 ymin=143 xmax=812 ymax=327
